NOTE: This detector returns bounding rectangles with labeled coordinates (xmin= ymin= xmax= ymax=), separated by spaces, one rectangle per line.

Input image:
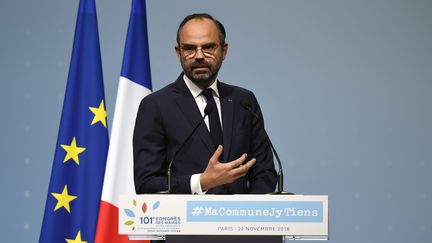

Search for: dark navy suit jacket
xmin=133 ymin=74 xmax=277 ymax=194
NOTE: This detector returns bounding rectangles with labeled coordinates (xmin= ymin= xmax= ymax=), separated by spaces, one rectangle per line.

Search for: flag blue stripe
xmin=121 ymin=0 xmax=152 ymax=90
xmin=39 ymin=0 xmax=108 ymax=242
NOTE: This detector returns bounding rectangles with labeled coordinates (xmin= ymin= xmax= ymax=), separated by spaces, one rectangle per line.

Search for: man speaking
xmin=133 ymin=13 xmax=277 ymax=194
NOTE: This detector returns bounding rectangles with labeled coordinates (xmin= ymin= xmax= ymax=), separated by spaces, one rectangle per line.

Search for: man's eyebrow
xmin=180 ymin=42 xmax=217 ymax=46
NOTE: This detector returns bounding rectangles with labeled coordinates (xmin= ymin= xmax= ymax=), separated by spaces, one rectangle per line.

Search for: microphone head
xmin=240 ymin=99 xmax=250 ymax=110
xmin=204 ymin=103 xmax=213 ymax=115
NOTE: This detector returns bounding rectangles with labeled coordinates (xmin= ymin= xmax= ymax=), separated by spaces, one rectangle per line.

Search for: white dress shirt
xmin=182 ymin=74 xmax=222 ymax=194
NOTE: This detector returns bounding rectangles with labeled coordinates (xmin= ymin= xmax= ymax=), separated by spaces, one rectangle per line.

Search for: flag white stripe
xmin=101 ymin=76 xmax=151 ymax=206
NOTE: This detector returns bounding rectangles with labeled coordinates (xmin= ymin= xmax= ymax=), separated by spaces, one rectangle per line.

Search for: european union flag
xmin=39 ymin=0 xmax=108 ymax=242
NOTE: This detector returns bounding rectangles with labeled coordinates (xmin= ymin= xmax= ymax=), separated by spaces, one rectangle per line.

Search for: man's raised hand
xmin=200 ymin=145 xmax=256 ymax=192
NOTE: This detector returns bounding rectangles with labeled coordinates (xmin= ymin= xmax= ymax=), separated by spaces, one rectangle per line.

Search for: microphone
xmin=240 ymin=99 xmax=294 ymax=195
xmin=158 ymin=104 xmax=213 ymax=194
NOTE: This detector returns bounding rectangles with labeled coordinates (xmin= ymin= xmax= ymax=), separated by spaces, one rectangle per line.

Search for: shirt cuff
xmin=190 ymin=173 xmax=206 ymax=195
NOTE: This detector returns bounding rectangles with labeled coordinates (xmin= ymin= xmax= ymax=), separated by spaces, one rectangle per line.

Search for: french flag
xmin=95 ymin=0 xmax=151 ymax=242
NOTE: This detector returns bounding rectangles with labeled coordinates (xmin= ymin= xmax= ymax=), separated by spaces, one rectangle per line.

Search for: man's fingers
xmin=246 ymin=158 xmax=257 ymax=168
xmin=230 ymin=158 xmax=256 ymax=176
xmin=226 ymin=153 xmax=247 ymax=169
xmin=209 ymin=145 xmax=223 ymax=163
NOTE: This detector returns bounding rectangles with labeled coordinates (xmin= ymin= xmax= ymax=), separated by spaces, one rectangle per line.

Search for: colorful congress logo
xmin=123 ymin=199 xmax=161 ymax=230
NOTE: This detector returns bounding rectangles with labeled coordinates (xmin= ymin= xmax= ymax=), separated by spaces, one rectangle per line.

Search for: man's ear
xmin=222 ymin=43 xmax=228 ymax=60
xmin=175 ymin=46 xmax=181 ymax=58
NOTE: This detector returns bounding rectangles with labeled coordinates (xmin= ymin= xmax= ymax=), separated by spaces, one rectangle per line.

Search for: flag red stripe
xmin=95 ymin=201 xmax=149 ymax=243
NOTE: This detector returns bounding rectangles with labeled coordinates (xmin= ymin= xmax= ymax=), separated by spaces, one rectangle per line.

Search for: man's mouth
xmin=192 ymin=66 xmax=210 ymax=73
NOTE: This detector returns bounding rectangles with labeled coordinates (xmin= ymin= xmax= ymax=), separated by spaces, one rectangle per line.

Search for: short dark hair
xmin=176 ymin=13 xmax=226 ymax=46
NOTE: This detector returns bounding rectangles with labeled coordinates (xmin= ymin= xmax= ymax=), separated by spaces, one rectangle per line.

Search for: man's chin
xmin=192 ymin=69 xmax=210 ymax=76
xmin=190 ymin=73 xmax=211 ymax=83
xmin=185 ymin=69 xmax=217 ymax=87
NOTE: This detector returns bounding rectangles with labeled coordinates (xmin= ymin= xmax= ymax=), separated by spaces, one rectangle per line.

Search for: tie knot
xmin=201 ymin=88 xmax=214 ymax=101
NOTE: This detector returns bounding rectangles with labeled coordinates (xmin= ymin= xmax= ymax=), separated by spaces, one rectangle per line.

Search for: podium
xmin=119 ymin=194 xmax=328 ymax=241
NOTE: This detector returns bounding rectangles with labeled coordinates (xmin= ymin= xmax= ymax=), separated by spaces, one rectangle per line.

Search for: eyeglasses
xmin=179 ymin=43 xmax=219 ymax=59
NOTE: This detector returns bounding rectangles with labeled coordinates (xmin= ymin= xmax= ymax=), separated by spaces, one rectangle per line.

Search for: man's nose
xmin=194 ymin=48 xmax=205 ymax=60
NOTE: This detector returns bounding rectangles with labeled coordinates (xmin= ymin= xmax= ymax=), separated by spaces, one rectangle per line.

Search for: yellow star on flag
xmin=66 ymin=231 xmax=87 ymax=243
xmin=89 ymin=100 xmax=107 ymax=127
xmin=51 ymin=185 xmax=77 ymax=213
xmin=60 ymin=137 xmax=86 ymax=165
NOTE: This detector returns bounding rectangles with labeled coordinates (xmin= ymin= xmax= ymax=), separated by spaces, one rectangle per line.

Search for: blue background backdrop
xmin=1 ymin=0 xmax=431 ymax=242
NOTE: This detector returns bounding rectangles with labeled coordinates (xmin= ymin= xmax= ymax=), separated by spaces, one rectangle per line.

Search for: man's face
xmin=176 ymin=18 xmax=228 ymax=88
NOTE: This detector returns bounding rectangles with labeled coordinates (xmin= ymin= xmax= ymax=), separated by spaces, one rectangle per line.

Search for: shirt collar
xmin=183 ymin=74 xmax=220 ymax=99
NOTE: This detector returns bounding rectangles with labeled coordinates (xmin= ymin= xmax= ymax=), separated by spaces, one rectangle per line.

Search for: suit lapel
xmin=172 ymin=75 xmax=215 ymax=154
xmin=218 ymin=82 xmax=234 ymax=162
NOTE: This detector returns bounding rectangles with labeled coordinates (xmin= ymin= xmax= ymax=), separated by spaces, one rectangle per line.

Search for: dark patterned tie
xmin=201 ymin=88 xmax=223 ymax=148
